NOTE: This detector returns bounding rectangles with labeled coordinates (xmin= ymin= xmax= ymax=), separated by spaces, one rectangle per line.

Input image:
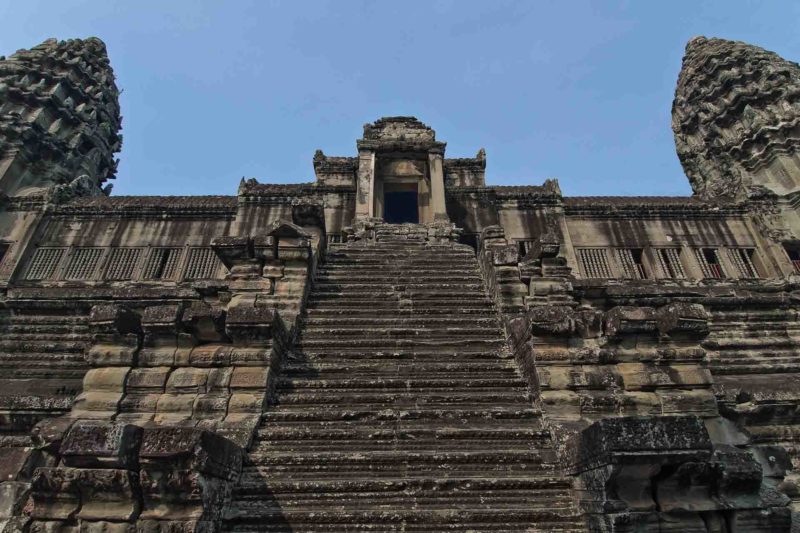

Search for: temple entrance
xmin=383 ymin=183 xmax=419 ymax=223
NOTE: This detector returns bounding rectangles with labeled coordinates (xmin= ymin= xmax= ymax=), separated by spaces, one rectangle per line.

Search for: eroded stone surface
xmin=2 ymin=34 xmax=800 ymax=532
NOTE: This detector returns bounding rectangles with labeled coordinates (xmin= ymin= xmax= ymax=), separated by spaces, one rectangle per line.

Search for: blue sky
xmin=2 ymin=1 xmax=799 ymax=197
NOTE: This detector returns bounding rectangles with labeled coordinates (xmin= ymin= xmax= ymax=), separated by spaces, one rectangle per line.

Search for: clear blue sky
xmin=2 ymin=1 xmax=799 ymax=197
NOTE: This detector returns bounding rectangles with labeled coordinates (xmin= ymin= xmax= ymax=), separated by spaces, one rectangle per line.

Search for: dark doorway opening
xmin=384 ymin=189 xmax=418 ymax=223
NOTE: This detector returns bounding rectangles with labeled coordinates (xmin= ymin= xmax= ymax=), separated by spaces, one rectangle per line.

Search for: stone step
xmin=276 ymin=375 xmax=528 ymax=391
xmin=0 ymin=325 xmax=89 ymax=335
xmin=256 ymin=415 xmax=544 ymax=432
xmin=279 ymin=362 xmax=519 ymax=378
xmin=301 ymin=316 xmax=498 ymax=327
xmin=228 ymin=520 xmax=584 ymax=533
xmin=254 ymin=434 xmax=553 ymax=454
xmin=304 ymin=307 xmax=496 ymax=317
xmin=299 ymin=327 xmax=500 ymax=340
xmin=308 ymin=289 xmax=490 ymax=300
xmin=711 ymin=362 xmax=800 ymax=375
xmin=226 ymin=499 xmax=577 ymax=533
xmin=318 ymin=259 xmax=478 ymax=268
xmin=704 ymin=337 xmax=800 ymax=349
xmin=249 ymin=448 xmax=555 ymax=470
xmin=289 ymin=350 xmax=515 ymax=362
xmin=0 ymin=315 xmax=88 ymax=325
xmin=294 ymin=338 xmax=505 ymax=351
xmin=324 ymin=249 xmax=472 ymax=256
xmin=231 ymin=492 xmax=576 ymax=514
xmin=273 ymin=389 xmax=531 ymax=407
xmin=323 ymin=257 xmax=477 ymax=266
xmin=0 ymin=351 xmax=87 ymax=364
xmin=234 ymin=474 xmax=570 ymax=493
xmin=262 ymin=406 xmax=542 ymax=424
xmin=0 ymin=340 xmax=88 ymax=352
xmin=253 ymin=440 xmax=552 ymax=456
xmin=313 ymin=282 xmax=487 ymax=292
xmin=255 ymin=423 xmax=550 ymax=443
xmin=313 ymin=277 xmax=485 ymax=286
xmin=306 ymin=299 xmax=494 ymax=310
xmin=230 ymin=490 xmax=575 ymax=513
xmin=313 ymin=274 xmax=481 ymax=283
xmin=317 ymin=267 xmax=480 ymax=276
xmin=0 ymin=332 xmax=88 ymax=342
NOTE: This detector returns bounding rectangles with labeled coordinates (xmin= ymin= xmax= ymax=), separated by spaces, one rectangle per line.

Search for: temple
xmin=1 ymin=35 xmax=800 ymax=532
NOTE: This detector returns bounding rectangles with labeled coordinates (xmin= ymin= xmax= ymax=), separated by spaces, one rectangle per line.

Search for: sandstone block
xmin=83 ymin=367 xmax=130 ymax=393
xmin=227 ymin=392 xmax=265 ymax=413
xmin=61 ymin=422 xmax=142 ymax=470
xmin=29 ymin=467 xmax=80 ymax=520
xmin=491 ymin=244 xmax=519 ymax=265
xmin=229 ymin=367 xmax=270 ymax=390
xmin=71 ymin=392 xmax=124 ymax=418
xmin=155 ymin=394 xmax=195 ymax=414
xmin=75 ymin=468 xmax=140 ymax=521
xmin=205 ymin=368 xmax=233 ymax=391
xmin=604 ymin=306 xmax=657 ymax=337
xmin=187 ymin=345 xmax=231 ymax=367
xmin=165 ymin=368 xmax=209 ymax=394
xmin=137 ymin=348 xmax=176 ymax=367
xmin=126 ymin=368 xmax=170 ymax=391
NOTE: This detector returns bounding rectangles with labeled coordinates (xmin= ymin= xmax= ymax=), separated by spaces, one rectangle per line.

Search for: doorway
xmin=383 ymin=183 xmax=419 ymax=224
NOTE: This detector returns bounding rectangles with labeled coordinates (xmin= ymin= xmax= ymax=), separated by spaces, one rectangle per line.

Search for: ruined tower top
xmin=673 ymin=36 xmax=800 ymax=203
xmin=358 ymin=116 xmax=446 ymax=154
xmin=0 ymin=37 xmax=122 ymax=199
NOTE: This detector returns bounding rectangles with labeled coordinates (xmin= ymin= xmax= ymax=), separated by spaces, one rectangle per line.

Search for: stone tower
xmin=673 ymin=36 xmax=800 ymax=203
xmin=0 ymin=37 xmax=121 ymax=199
xmin=0 ymin=37 xmax=121 ymax=288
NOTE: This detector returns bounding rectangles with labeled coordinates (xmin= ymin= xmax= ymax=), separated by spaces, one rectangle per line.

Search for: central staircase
xmin=226 ymin=223 xmax=582 ymax=532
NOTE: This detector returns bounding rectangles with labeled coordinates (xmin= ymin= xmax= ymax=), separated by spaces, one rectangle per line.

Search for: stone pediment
xmin=357 ymin=116 xmax=446 ymax=153
xmin=362 ymin=116 xmax=435 ymax=142
xmin=377 ymin=158 xmax=426 ymax=177
xmin=266 ymin=219 xmax=309 ymax=239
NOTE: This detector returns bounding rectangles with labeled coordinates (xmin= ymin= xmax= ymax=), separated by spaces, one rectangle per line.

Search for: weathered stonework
xmin=2 ymin=35 xmax=800 ymax=531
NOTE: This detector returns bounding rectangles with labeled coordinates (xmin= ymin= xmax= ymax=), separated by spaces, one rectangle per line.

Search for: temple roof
xmin=673 ymin=36 xmax=800 ymax=202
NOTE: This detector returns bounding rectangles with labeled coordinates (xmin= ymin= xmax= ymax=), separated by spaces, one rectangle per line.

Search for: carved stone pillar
xmin=356 ymin=149 xmax=376 ymax=219
xmin=428 ymin=152 xmax=448 ymax=221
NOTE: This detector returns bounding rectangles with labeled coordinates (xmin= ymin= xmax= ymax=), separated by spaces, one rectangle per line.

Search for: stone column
xmin=356 ymin=149 xmax=376 ymax=219
xmin=428 ymin=152 xmax=448 ymax=221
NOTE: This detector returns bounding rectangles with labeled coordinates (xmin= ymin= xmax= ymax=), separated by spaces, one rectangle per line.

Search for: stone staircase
xmin=0 ymin=309 xmax=91 ymax=437
xmin=225 ymin=223 xmax=582 ymax=532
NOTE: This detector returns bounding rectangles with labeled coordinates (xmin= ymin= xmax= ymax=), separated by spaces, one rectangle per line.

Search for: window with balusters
xmin=577 ymin=248 xmax=613 ymax=278
xmin=572 ymin=244 xmax=770 ymax=281
xmin=20 ymin=244 xmax=228 ymax=282
xmin=61 ymin=248 xmax=105 ymax=280
xmin=104 ymin=248 xmax=142 ymax=280
xmin=184 ymin=247 xmax=222 ymax=280
xmin=726 ymin=248 xmax=759 ymax=279
xmin=693 ymin=248 xmax=726 ymax=279
xmin=142 ymin=248 xmax=182 ymax=280
xmin=25 ymin=247 xmax=66 ymax=280
xmin=654 ymin=248 xmax=685 ymax=279
xmin=615 ymin=248 xmax=647 ymax=279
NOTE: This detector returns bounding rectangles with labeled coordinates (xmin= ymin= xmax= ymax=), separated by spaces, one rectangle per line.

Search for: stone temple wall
xmin=1 ymin=35 xmax=800 ymax=531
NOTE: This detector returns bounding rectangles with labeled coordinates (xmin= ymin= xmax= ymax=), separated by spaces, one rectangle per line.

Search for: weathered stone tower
xmin=0 ymin=37 xmax=121 ymax=290
xmin=673 ymin=37 xmax=800 ymax=202
xmin=1 ymin=35 xmax=800 ymax=532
